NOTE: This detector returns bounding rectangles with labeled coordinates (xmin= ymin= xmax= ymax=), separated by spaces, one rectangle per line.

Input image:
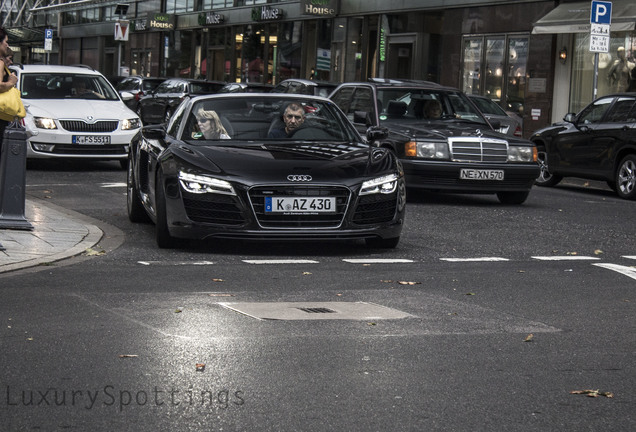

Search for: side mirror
xmin=120 ymin=91 xmax=134 ymax=101
xmin=142 ymin=124 xmax=166 ymax=140
xmin=488 ymin=119 xmax=501 ymax=130
xmin=353 ymin=110 xmax=372 ymax=127
xmin=366 ymin=126 xmax=388 ymax=142
xmin=563 ymin=113 xmax=576 ymax=123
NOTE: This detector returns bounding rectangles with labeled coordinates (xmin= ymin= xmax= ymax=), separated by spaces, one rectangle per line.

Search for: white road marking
xmin=137 ymin=261 xmax=215 ymax=265
xmin=440 ymin=257 xmax=509 ymax=262
xmin=242 ymin=259 xmax=319 ymax=264
xmin=342 ymin=259 xmax=415 ymax=264
xmin=623 ymin=256 xmax=636 ymax=260
xmin=101 ymin=183 xmax=127 ymax=188
xmin=531 ymin=256 xmax=601 ymax=261
xmin=593 ymin=263 xmax=636 ymax=281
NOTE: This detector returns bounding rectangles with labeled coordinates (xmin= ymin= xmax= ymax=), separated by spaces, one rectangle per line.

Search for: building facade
xmin=4 ymin=0 xmax=636 ymax=137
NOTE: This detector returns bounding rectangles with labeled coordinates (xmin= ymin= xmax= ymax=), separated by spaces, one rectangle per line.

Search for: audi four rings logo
xmin=287 ymin=175 xmax=312 ymax=182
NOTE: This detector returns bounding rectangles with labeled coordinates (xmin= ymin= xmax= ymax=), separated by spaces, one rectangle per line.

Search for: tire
xmin=127 ymin=153 xmax=150 ymax=223
xmin=155 ymin=172 xmax=179 ymax=248
xmin=496 ymin=190 xmax=530 ymax=205
xmin=535 ymin=148 xmax=562 ymax=187
xmin=615 ymin=154 xmax=636 ymax=200
xmin=365 ymin=236 xmax=400 ymax=249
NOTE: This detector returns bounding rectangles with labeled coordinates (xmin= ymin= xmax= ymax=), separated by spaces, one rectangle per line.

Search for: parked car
xmin=11 ymin=64 xmax=141 ymax=168
xmin=115 ymin=76 xmax=166 ymax=111
xmin=530 ymin=93 xmax=636 ymax=200
xmin=136 ymin=78 xmax=225 ymax=124
xmin=272 ymin=78 xmax=338 ymax=98
xmin=468 ymin=94 xmax=523 ymax=137
xmin=329 ymin=78 xmax=539 ymax=204
xmin=127 ymin=93 xmax=406 ymax=248
xmin=218 ymin=82 xmax=273 ymax=93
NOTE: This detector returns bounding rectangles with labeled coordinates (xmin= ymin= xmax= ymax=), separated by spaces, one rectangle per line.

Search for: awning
xmin=532 ymin=0 xmax=636 ymax=34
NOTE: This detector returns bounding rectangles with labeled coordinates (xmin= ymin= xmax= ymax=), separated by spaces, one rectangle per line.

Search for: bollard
xmin=0 ymin=121 xmax=34 ymax=230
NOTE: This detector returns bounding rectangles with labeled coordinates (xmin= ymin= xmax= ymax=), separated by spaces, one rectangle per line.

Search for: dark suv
xmin=329 ymin=79 xmax=540 ymax=204
xmin=530 ymin=93 xmax=636 ymax=200
xmin=137 ymin=78 xmax=225 ymax=124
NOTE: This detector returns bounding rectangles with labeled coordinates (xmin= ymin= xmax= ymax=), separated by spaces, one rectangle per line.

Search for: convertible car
xmin=127 ymin=94 xmax=406 ymax=248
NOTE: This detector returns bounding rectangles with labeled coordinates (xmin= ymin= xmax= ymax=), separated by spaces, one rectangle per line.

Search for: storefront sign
xmin=132 ymin=19 xmax=146 ymax=31
xmin=528 ymin=78 xmax=547 ymax=93
xmin=149 ymin=13 xmax=175 ymax=30
xmin=252 ymin=6 xmax=284 ymax=21
xmin=379 ymin=26 xmax=386 ymax=62
xmin=301 ymin=0 xmax=339 ymax=17
xmin=199 ymin=12 xmax=225 ymax=26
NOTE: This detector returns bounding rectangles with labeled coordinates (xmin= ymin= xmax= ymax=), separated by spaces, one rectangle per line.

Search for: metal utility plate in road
xmin=217 ymin=301 xmax=414 ymax=321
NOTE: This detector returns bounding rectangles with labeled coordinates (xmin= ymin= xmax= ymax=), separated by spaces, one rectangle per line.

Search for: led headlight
xmin=34 ymin=117 xmax=57 ymax=129
xmin=122 ymin=118 xmax=141 ymax=130
xmin=508 ymin=146 xmax=537 ymax=162
xmin=178 ymin=172 xmax=236 ymax=195
xmin=360 ymin=173 xmax=399 ymax=195
xmin=405 ymin=141 xmax=450 ymax=159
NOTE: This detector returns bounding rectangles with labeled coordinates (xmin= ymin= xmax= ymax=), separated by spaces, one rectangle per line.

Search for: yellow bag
xmin=0 ymin=66 xmax=26 ymax=122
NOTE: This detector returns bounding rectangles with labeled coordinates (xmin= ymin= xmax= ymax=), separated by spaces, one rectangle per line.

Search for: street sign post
xmin=590 ymin=0 xmax=612 ymax=99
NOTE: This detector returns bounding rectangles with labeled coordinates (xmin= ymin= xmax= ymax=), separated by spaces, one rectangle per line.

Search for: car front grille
xmin=352 ymin=192 xmax=398 ymax=224
xmin=449 ymin=137 xmax=508 ymax=163
xmin=60 ymin=120 xmax=119 ymax=133
xmin=182 ymin=192 xmax=245 ymax=225
xmin=249 ymin=185 xmax=350 ymax=229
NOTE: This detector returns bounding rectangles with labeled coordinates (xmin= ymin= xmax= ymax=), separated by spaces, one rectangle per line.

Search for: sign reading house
xmin=199 ymin=11 xmax=225 ymax=26
xmin=252 ymin=6 xmax=284 ymax=21
xmin=149 ymin=13 xmax=175 ymax=30
xmin=301 ymin=0 xmax=339 ymax=17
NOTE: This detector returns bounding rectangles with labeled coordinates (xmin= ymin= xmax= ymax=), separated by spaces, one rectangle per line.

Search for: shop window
xmin=462 ymin=34 xmax=528 ymax=117
xmin=569 ymin=33 xmax=636 ymax=113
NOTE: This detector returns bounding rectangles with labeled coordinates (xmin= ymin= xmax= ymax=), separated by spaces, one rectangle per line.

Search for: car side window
xmin=330 ymin=87 xmax=354 ymax=117
xmin=605 ymin=98 xmax=636 ymax=122
xmin=155 ymin=81 xmax=172 ymax=94
xmin=578 ymin=97 xmax=613 ymax=124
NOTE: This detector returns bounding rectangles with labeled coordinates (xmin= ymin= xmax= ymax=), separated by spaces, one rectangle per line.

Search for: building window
xmin=569 ymin=32 xmax=636 ymax=113
xmin=462 ymin=34 xmax=529 ymax=117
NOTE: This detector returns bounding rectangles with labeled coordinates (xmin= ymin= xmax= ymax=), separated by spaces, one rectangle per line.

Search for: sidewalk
xmin=0 ymin=198 xmax=104 ymax=274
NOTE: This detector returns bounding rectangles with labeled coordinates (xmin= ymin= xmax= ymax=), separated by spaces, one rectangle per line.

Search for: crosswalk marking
xmin=242 ymin=259 xmax=319 ymax=264
xmin=440 ymin=257 xmax=509 ymax=262
xmin=531 ymin=256 xmax=601 ymax=261
xmin=593 ymin=263 xmax=636 ymax=281
xmin=342 ymin=259 xmax=414 ymax=264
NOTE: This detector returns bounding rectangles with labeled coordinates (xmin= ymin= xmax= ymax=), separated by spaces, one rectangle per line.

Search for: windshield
xmin=183 ymin=97 xmax=361 ymax=143
xmin=377 ymin=88 xmax=489 ymax=126
xmin=20 ymin=73 xmax=120 ymax=100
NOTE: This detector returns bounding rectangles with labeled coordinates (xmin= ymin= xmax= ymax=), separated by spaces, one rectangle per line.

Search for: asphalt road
xmin=1 ymin=160 xmax=634 ymax=431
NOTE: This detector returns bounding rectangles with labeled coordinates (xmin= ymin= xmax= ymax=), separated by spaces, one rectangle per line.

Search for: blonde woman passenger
xmin=196 ymin=108 xmax=230 ymax=139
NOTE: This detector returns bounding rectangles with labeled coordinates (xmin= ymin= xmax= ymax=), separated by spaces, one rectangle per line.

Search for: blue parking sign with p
xmin=591 ymin=1 xmax=612 ymax=24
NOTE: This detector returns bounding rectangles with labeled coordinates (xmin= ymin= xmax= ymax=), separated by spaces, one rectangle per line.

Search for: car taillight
xmin=513 ymin=125 xmax=522 ymax=137
xmin=135 ymin=92 xmax=143 ymax=101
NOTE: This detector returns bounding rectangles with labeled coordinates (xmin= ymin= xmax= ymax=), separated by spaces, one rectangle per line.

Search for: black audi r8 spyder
xmin=127 ymin=94 xmax=406 ymax=248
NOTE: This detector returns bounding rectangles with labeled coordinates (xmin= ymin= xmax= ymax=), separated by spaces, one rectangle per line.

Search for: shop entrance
xmin=386 ymin=35 xmax=415 ymax=79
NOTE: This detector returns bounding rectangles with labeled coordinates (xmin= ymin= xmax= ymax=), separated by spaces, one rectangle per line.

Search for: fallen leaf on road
xmin=566 ymin=251 xmax=578 ymax=255
xmin=398 ymin=281 xmax=421 ymax=285
xmin=119 ymin=354 xmax=138 ymax=358
xmin=570 ymin=389 xmax=614 ymax=398
xmin=211 ymin=278 xmax=224 ymax=282
xmin=84 ymin=248 xmax=105 ymax=256
xmin=594 ymin=249 xmax=603 ymax=255
xmin=367 ymin=322 xmax=376 ymax=326
xmin=302 ymin=272 xmax=312 ymax=275
xmin=381 ymin=280 xmax=393 ymax=283
xmin=465 ymin=292 xmax=475 ymax=296
xmin=175 ymin=308 xmax=183 ymax=313
xmin=524 ymin=334 xmax=534 ymax=342
xmin=196 ymin=363 xmax=206 ymax=372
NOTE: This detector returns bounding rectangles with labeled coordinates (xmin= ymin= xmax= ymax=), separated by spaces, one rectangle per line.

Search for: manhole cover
xmin=217 ymin=301 xmax=413 ymax=321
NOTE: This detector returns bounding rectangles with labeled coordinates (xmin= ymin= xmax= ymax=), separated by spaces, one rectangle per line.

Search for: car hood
xmin=171 ymin=141 xmax=396 ymax=183
xmin=382 ymin=119 xmax=530 ymax=145
xmin=22 ymin=99 xmax=138 ymax=120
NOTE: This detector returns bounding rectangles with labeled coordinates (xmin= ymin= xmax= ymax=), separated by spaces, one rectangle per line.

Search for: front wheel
xmin=535 ymin=148 xmax=562 ymax=187
xmin=155 ymin=173 xmax=179 ymax=248
xmin=496 ymin=191 xmax=530 ymax=205
xmin=127 ymin=154 xmax=150 ymax=223
xmin=615 ymin=154 xmax=636 ymax=200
